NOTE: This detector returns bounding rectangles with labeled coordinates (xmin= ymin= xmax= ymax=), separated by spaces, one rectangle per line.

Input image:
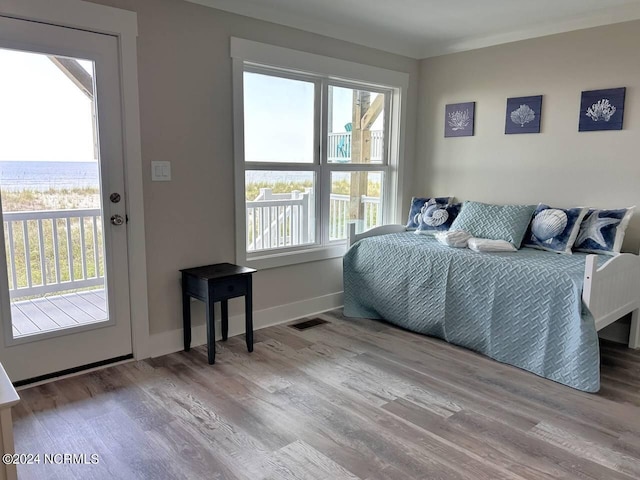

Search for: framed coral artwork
xmin=445 ymin=102 xmax=475 ymax=137
xmin=505 ymin=95 xmax=542 ymax=134
xmin=579 ymin=87 xmax=625 ymax=131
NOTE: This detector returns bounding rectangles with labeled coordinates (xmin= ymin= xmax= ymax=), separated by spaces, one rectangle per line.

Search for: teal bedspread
xmin=343 ymin=232 xmax=601 ymax=392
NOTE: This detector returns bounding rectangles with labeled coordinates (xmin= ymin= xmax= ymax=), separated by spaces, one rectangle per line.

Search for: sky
xmin=244 ymin=72 xmax=384 ymax=163
xmin=0 ymin=48 xmax=95 ymax=162
xmin=0 ymin=48 xmax=383 ymax=165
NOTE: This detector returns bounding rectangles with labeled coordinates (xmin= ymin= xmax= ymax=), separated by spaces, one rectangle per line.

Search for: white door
xmin=0 ymin=16 xmax=132 ymax=383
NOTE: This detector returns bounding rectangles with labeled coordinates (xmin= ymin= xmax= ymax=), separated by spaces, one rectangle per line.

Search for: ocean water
xmin=245 ymin=170 xmax=381 ymax=184
xmin=0 ymin=161 xmax=99 ymax=191
xmin=0 ymin=161 xmax=380 ymax=192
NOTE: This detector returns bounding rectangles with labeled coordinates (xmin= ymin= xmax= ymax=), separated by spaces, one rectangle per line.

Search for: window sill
xmin=240 ymin=243 xmax=348 ymax=270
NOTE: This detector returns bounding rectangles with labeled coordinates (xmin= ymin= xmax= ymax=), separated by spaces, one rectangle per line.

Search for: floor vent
xmin=289 ymin=318 xmax=329 ymax=330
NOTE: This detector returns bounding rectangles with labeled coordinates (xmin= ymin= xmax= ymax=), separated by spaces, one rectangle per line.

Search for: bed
xmin=344 ymin=224 xmax=640 ymax=392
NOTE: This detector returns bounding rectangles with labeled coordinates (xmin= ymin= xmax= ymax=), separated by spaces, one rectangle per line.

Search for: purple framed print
xmin=505 ymin=95 xmax=542 ymax=134
xmin=445 ymin=102 xmax=475 ymax=137
xmin=579 ymin=87 xmax=625 ymax=132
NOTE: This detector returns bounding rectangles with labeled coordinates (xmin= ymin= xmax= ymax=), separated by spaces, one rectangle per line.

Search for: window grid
xmin=239 ymin=62 xmax=395 ymax=262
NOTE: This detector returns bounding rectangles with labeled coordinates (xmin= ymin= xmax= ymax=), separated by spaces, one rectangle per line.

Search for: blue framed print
xmin=505 ymin=95 xmax=542 ymax=134
xmin=579 ymin=87 xmax=625 ymax=131
xmin=445 ymin=102 xmax=475 ymax=137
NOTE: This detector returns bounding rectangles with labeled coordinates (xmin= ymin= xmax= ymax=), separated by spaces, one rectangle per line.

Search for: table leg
xmin=221 ymin=300 xmax=229 ymax=341
xmin=206 ymin=286 xmax=216 ymax=365
xmin=245 ymin=275 xmax=253 ymax=353
xmin=182 ymin=277 xmax=191 ymax=352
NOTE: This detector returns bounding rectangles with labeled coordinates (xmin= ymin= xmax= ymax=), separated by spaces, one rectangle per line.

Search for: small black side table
xmin=181 ymin=263 xmax=256 ymax=364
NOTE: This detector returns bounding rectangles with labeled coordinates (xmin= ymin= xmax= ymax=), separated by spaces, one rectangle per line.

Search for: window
xmin=232 ymin=38 xmax=408 ymax=269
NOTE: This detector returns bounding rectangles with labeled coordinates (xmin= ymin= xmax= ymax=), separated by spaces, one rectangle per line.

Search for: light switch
xmin=151 ymin=161 xmax=171 ymax=181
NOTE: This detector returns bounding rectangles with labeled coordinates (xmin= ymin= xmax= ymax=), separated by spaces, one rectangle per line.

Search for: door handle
xmin=110 ymin=214 xmax=125 ymax=226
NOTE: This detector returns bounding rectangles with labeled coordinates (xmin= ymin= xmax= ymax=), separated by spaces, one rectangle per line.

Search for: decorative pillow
xmin=448 ymin=201 xmax=536 ymax=247
xmin=468 ymin=238 xmax=517 ymax=253
xmin=523 ymin=204 xmax=588 ymax=254
xmin=434 ymin=230 xmax=472 ymax=248
xmin=573 ymin=207 xmax=635 ymax=255
xmin=414 ymin=202 xmax=462 ymax=235
xmin=406 ymin=196 xmax=452 ymax=230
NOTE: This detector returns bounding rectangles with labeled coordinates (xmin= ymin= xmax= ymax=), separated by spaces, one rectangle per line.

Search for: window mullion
xmin=319 ymin=79 xmax=330 ymax=247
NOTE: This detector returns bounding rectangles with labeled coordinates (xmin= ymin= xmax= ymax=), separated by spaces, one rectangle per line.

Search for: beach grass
xmin=3 ymin=181 xmax=380 ymax=295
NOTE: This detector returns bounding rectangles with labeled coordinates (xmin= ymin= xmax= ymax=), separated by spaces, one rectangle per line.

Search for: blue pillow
xmin=573 ymin=207 xmax=635 ymax=255
xmin=406 ymin=196 xmax=452 ymax=230
xmin=415 ymin=202 xmax=462 ymax=235
xmin=523 ymin=204 xmax=588 ymax=254
xmin=449 ymin=201 xmax=535 ymax=247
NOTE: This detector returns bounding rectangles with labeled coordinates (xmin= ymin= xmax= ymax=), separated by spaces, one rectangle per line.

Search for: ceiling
xmin=186 ymin=0 xmax=640 ymax=58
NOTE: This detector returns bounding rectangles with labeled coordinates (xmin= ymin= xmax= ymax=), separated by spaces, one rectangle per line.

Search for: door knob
xmin=110 ymin=214 xmax=125 ymax=226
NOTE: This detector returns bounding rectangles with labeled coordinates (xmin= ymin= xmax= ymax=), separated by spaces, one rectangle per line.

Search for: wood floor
xmin=13 ymin=309 xmax=640 ymax=480
xmin=11 ymin=288 xmax=106 ymax=338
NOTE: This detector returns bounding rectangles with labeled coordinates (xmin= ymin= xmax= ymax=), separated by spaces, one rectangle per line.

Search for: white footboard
xmin=347 ymin=223 xmax=407 ymax=247
xmin=583 ymin=253 xmax=640 ymax=348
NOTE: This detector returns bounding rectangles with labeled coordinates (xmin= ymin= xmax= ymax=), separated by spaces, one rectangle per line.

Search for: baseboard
xmin=150 ymin=291 xmax=343 ymax=358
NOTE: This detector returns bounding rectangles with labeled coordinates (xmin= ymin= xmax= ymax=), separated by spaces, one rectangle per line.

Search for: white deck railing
xmin=247 ymin=189 xmax=381 ymax=250
xmin=362 ymin=195 xmax=381 ymax=230
xmin=329 ymin=194 xmax=350 ymax=240
xmin=247 ymin=189 xmax=311 ymax=252
xmin=327 ymin=130 xmax=383 ymax=162
xmin=3 ymin=208 xmax=104 ymax=299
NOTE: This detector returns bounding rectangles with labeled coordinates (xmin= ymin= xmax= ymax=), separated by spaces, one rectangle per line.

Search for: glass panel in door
xmin=0 ymin=48 xmax=108 ymax=339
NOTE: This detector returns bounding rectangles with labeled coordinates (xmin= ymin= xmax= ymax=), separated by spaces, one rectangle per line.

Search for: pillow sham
xmin=415 ymin=202 xmax=462 ymax=235
xmin=468 ymin=237 xmax=517 ymax=253
xmin=406 ymin=196 xmax=452 ymax=230
xmin=448 ymin=201 xmax=536 ymax=247
xmin=573 ymin=207 xmax=635 ymax=255
xmin=434 ymin=230 xmax=471 ymax=248
xmin=523 ymin=204 xmax=588 ymax=254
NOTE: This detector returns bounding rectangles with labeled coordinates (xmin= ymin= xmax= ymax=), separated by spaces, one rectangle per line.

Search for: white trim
xmin=246 ymin=245 xmax=346 ymax=270
xmin=118 ymin=20 xmax=150 ymax=361
xmin=150 ymin=291 xmax=344 ymax=358
xmin=0 ymin=0 xmax=149 ymax=359
xmin=231 ymin=38 xmax=409 ymax=90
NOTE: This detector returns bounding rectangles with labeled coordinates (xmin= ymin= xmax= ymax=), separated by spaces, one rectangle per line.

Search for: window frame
xmin=231 ymin=38 xmax=408 ymax=269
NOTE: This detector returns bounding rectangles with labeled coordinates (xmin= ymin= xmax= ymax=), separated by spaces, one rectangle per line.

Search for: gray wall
xmin=416 ymin=20 xmax=640 ymax=253
xmin=87 ymin=0 xmax=419 ymax=334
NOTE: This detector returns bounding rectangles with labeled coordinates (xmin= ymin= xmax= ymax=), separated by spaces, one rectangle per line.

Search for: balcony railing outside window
xmin=3 ymin=208 xmax=104 ymax=299
xmin=327 ymin=130 xmax=383 ymax=162
xmin=246 ymin=188 xmax=381 ymax=252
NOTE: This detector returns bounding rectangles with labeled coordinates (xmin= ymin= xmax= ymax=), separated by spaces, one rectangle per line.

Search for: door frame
xmin=0 ymin=0 xmax=150 ymax=359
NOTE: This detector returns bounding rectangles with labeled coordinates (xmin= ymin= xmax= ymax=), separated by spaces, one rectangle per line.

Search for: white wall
xmin=416 ymin=20 xmax=640 ymax=253
xmin=84 ymin=0 xmax=418 ymax=335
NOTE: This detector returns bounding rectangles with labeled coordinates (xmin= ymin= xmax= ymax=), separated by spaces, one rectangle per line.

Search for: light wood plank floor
xmin=11 ymin=289 xmax=106 ymax=338
xmin=13 ymin=309 xmax=640 ymax=479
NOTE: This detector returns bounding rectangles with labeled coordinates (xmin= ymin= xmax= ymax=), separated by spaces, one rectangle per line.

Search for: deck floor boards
xmin=10 ymin=289 xmax=106 ymax=337
xmin=12 ymin=308 xmax=640 ymax=480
